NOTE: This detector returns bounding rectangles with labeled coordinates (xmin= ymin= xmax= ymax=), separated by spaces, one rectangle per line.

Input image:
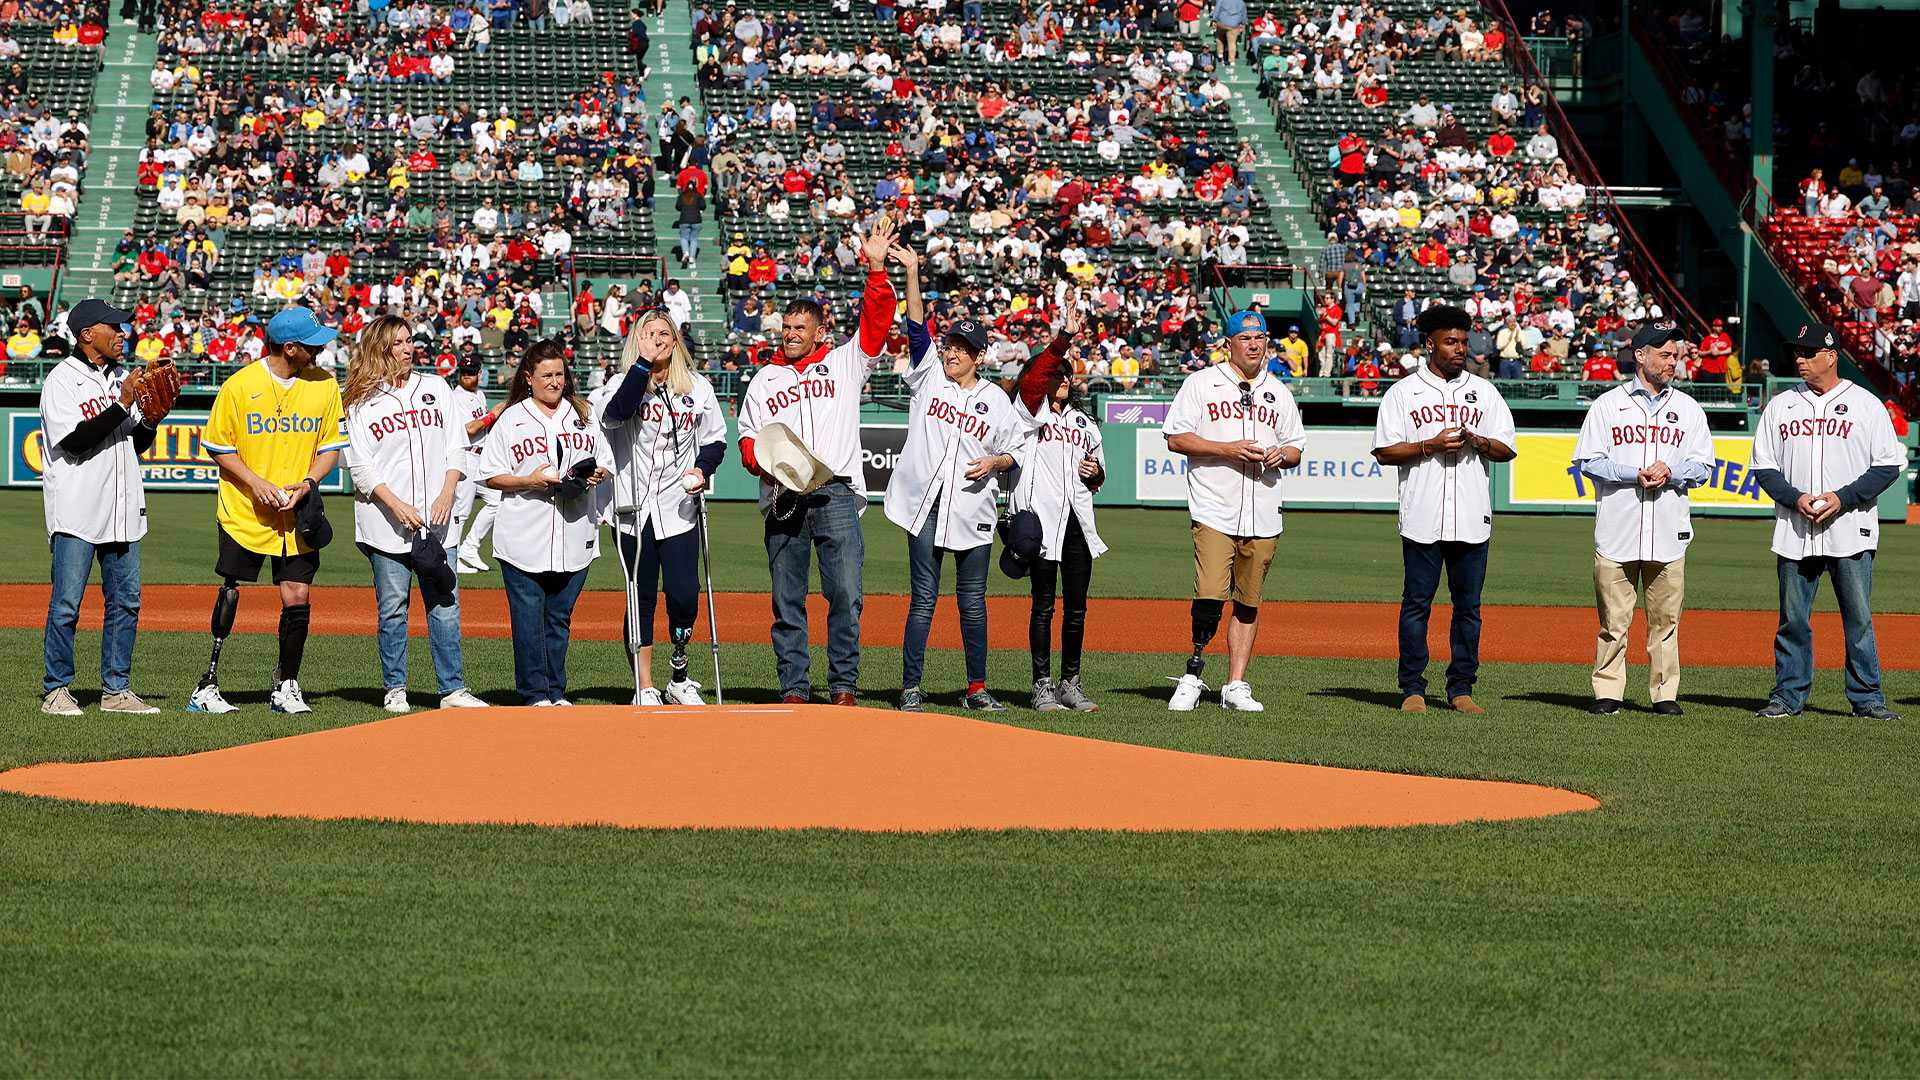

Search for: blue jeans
xmin=500 ymin=562 xmax=589 ymax=704
xmin=901 ymin=499 xmax=990 ymax=690
xmin=43 ymin=534 xmax=141 ymax=694
xmin=1398 ymin=539 xmax=1489 ymax=699
xmin=764 ymin=480 xmax=864 ymax=696
xmin=362 ymin=544 xmax=465 ymax=695
xmin=1498 ymin=358 xmax=1525 ymax=380
xmin=1772 ymin=553 xmax=1884 ymax=712
xmin=678 ymin=223 xmax=700 ymax=261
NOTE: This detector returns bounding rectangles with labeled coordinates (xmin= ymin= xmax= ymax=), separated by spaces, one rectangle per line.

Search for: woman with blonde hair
xmin=343 ymin=314 xmax=486 ymax=712
xmin=590 ymin=309 xmax=727 ymax=706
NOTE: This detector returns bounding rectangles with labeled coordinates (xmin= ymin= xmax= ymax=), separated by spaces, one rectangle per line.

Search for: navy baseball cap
xmin=1629 ymin=320 xmax=1683 ymax=349
xmin=67 ymin=298 xmax=133 ymax=337
xmin=944 ymin=319 xmax=989 ymax=355
xmin=266 ymin=306 xmax=339 ymax=347
xmin=997 ymin=508 xmax=1043 ymax=580
xmin=1225 ymin=309 xmax=1267 ymax=336
xmin=1785 ymin=322 xmax=1840 ymax=352
xmin=456 ymin=356 xmax=483 ymax=374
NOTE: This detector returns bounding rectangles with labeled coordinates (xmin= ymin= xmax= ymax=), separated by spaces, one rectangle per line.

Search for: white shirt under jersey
xmin=346 ymin=372 xmax=469 ymax=555
xmin=1161 ymin=363 xmax=1306 ymax=539
xmin=1573 ymin=381 xmax=1715 ymax=564
xmin=39 ymin=355 xmax=148 ymax=543
xmin=474 ymin=397 xmax=603 ymax=573
xmin=588 ymin=369 xmax=727 ymax=540
xmin=1371 ymin=363 xmax=1518 ymax=545
xmin=738 ymin=338 xmax=885 ymax=514
xmin=1751 ymin=379 xmax=1906 ymax=559
xmin=1011 ymin=397 xmax=1108 ymax=562
xmin=883 ymin=341 xmax=1027 ymax=551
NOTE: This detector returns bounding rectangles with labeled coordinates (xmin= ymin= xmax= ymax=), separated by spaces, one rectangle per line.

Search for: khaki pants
xmin=1592 ymin=554 xmax=1685 ymax=702
xmin=1192 ymin=522 xmax=1276 ymax=605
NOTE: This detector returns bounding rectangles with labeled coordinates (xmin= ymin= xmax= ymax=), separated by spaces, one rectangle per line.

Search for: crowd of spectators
xmin=3 ymin=1 xmax=106 ymax=252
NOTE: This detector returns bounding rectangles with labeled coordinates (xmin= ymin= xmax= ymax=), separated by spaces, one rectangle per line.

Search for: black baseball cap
xmin=1629 ymin=320 xmax=1683 ymax=349
xmin=944 ymin=318 xmax=989 ymax=355
xmin=1785 ymin=322 xmax=1840 ymax=352
xmin=456 ymin=356 xmax=483 ymax=374
xmin=67 ymin=298 xmax=133 ymax=337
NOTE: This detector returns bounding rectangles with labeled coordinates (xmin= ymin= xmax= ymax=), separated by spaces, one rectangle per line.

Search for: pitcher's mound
xmin=0 ymin=705 xmax=1597 ymax=831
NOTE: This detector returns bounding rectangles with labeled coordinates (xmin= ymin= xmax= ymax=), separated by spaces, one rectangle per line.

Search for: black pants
xmin=1029 ymin=515 xmax=1093 ymax=681
xmin=615 ymin=522 xmax=699 ymax=647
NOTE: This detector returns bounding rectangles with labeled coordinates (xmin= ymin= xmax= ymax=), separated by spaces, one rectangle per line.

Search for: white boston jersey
xmin=1751 ymin=380 xmax=1905 ymax=559
xmin=447 ymin=382 xmax=490 ymax=450
xmin=1573 ymin=382 xmax=1715 ymax=564
xmin=1371 ymin=364 xmax=1517 ymax=545
xmin=346 ymin=372 xmax=468 ymax=556
xmin=1161 ymin=363 xmax=1306 ymax=539
xmin=475 ymin=397 xmax=603 ymax=573
xmin=1010 ymin=398 xmax=1108 ymax=563
xmin=588 ymin=368 xmax=726 ymax=541
xmin=883 ymin=356 xmax=1027 ymax=551
xmin=738 ymin=337 xmax=885 ymax=514
xmin=39 ymin=355 xmax=148 ymax=544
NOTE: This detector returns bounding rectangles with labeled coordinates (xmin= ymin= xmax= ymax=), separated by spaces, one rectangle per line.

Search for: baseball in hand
xmin=682 ymin=472 xmax=704 ymax=493
xmin=1811 ymin=498 xmax=1829 ymax=512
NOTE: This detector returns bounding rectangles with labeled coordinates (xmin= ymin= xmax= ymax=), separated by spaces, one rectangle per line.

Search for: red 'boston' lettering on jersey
xmin=765 ymin=375 xmax=836 ymax=414
xmin=509 ymin=435 xmax=549 ymax=466
xmin=556 ymin=430 xmax=597 ymax=454
xmin=1409 ymin=403 xmax=1485 ymax=428
xmin=1610 ymin=424 xmax=1685 ymax=447
xmin=78 ymin=395 xmax=111 ymax=421
xmin=925 ymin=396 xmax=992 ymax=440
xmin=1778 ymin=418 xmax=1855 ymax=440
xmin=368 ymin=408 xmax=445 ymax=441
xmin=638 ymin=400 xmax=700 ymax=430
xmin=1038 ymin=418 xmax=1093 ymax=450
xmin=1203 ymin=399 xmax=1283 ymax=428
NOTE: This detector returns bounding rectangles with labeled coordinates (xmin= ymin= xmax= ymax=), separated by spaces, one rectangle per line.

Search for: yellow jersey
xmin=201 ymin=360 xmax=348 ymax=554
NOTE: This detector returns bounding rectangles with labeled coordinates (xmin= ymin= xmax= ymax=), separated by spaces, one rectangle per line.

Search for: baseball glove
xmin=133 ymin=356 xmax=183 ymax=423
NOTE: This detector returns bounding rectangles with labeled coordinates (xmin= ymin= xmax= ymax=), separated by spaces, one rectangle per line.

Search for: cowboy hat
xmin=754 ymin=422 xmax=833 ymax=495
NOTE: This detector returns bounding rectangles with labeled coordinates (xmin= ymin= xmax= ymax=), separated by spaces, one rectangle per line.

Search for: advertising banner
xmin=1506 ymin=432 xmax=1770 ymax=509
xmin=8 ymin=411 xmax=347 ymax=491
xmin=1101 ymin=398 xmax=1173 ymax=425
xmin=1134 ymin=428 xmax=1398 ymax=505
xmin=859 ymin=422 xmax=909 ymax=494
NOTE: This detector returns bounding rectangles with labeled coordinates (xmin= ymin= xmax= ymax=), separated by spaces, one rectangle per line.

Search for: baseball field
xmin=3 ymin=489 xmax=1918 ymax=1074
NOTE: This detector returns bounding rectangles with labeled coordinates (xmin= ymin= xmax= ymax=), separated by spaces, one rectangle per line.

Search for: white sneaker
xmin=550 ymin=698 xmax=574 ymax=707
xmin=530 ymin=700 xmax=555 ymax=707
xmin=1221 ymin=680 xmax=1265 ymax=712
xmin=456 ymin=555 xmax=489 ymax=574
xmin=187 ymin=683 xmax=238 ymax=714
xmin=440 ymin=689 xmax=487 ymax=708
xmin=1167 ymin=673 xmax=1208 ymax=712
xmin=664 ymin=678 xmax=705 ymax=705
xmin=635 ymin=687 xmax=664 ymax=706
xmin=269 ymin=679 xmax=312 ymax=715
xmin=383 ymin=687 xmax=410 ymax=714
xmin=40 ymin=687 xmax=82 ymax=716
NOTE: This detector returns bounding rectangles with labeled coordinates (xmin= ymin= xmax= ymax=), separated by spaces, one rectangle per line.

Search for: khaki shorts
xmin=1192 ymin=522 xmax=1277 ymax=604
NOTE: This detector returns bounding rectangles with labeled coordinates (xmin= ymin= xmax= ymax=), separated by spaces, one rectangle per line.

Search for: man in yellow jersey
xmin=187 ymin=307 xmax=348 ymax=716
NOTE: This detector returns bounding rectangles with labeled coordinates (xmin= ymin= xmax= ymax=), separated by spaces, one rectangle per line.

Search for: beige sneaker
xmin=41 ymin=687 xmax=82 ymax=716
xmin=101 ymin=690 xmax=161 ymax=714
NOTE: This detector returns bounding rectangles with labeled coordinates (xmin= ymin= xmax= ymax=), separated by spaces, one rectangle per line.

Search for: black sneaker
xmin=1755 ymin=700 xmax=1799 ymax=718
xmin=963 ymin=689 xmax=1007 ymax=712
xmin=1651 ymin=700 xmax=1685 ymax=716
xmin=1588 ymin=698 xmax=1622 ymax=715
xmin=1854 ymin=703 xmax=1903 ymax=721
xmin=898 ymin=686 xmax=924 ymax=712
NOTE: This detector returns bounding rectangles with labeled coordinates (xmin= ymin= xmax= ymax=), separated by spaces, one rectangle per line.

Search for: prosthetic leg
xmin=187 ymin=583 xmax=241 ymax=714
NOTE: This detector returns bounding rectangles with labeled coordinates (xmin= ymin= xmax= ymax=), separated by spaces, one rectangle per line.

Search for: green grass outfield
xmin=4 ymin=490 xmax=1916 ymax=611
xmin=4 ymin=629 xmax=1919 ymax=1075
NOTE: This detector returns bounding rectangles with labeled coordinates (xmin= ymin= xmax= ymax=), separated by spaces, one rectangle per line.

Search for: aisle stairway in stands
xmin=59 ymin=27 xmax=156 ymax=304
xmin=645 ymin=2 xmax=721 ymax=350
xmin=1219 ymin=54 xmax=1324 ymax=307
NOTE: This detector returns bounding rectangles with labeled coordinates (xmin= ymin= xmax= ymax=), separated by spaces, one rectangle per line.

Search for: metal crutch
xmin=693 ymin=489 xmax=723 ymax=704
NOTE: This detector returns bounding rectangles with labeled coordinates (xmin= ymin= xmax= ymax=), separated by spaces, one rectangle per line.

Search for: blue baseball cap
xmin=266 ymin=306 xmax=338 ymax=347
xmin=1225 ymin=309 xmax=1267 ymax=337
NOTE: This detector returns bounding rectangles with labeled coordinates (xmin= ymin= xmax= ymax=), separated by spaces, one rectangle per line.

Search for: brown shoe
xmin=831 ymin=692 xmax=858 ymax=707
xmin=1400 ymin=693 xmax=1427 ymax=713
xmin=781 ymin=692 xmax=808 ymax=704
xmin=1450 ymin=695 xmax=1486 ymax=715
